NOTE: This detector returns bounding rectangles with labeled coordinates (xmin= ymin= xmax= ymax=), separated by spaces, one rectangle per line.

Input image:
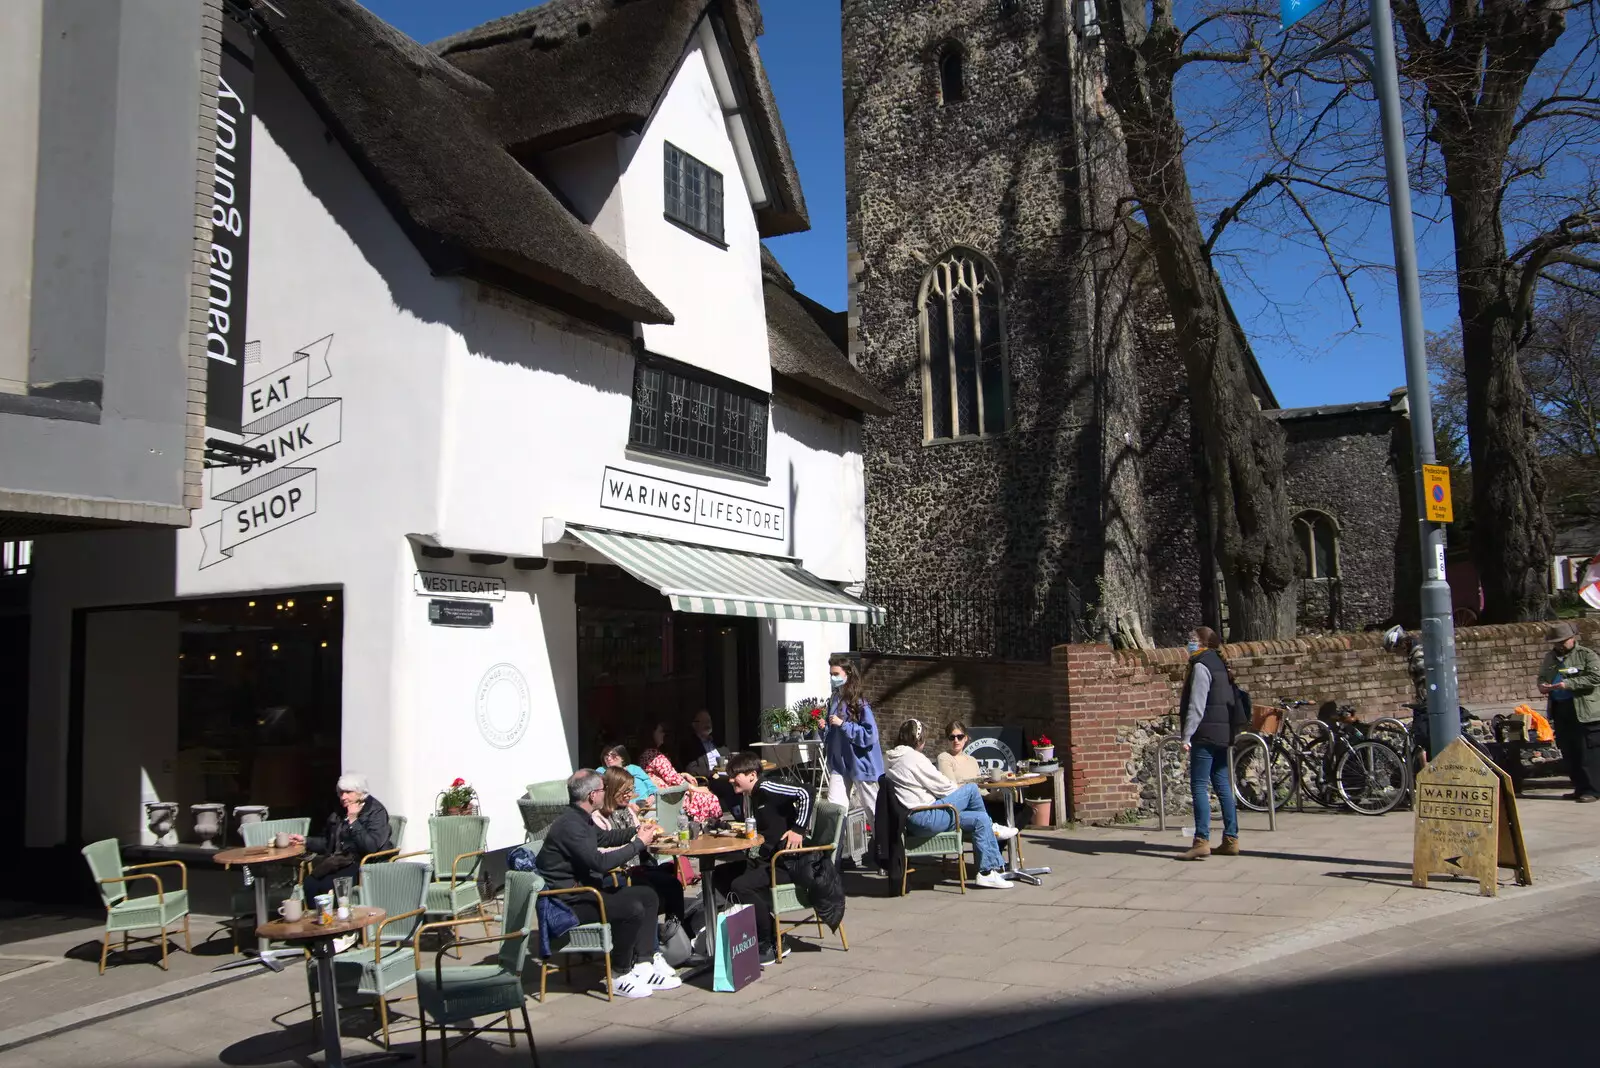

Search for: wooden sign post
xmin=1413 ymin=737 xmax=1532 ymax=896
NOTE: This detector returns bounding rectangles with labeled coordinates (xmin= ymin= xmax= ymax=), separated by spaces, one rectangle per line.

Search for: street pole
xmin=1367 ymin=0 xmax=1460 ymax=755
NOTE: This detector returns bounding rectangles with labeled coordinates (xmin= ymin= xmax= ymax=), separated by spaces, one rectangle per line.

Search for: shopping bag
xmin=711 ymin=904 xmax=761 ymax=993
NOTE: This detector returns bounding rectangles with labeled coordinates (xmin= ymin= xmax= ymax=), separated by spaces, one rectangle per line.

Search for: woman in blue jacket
xmin=823 ymin=658 xmax=883 ymax=818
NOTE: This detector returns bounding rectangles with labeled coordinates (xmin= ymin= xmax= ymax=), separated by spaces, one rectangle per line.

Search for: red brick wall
xmin=853 ymin=653 xmax=1055 ymax=756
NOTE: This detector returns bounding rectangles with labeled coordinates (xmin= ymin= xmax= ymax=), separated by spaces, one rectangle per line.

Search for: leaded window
xmin=629 ymin=358 xmax=767 ymax=477
xmin=918 ymin=249 xmax=1010 ymax=441
xmin=664 ymin=143 xmax=724 ymax=245
xmin=1293 ymin=510 xmax=1340 ymax=579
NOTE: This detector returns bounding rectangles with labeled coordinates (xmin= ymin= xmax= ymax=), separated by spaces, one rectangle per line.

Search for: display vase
xmin=1033 ymin=746 xmax=1055 ymax=763
xmin=191 ymin=803 xmax=225 ymax=849
xmin=144 ymin=801 xmax=178 ymax=846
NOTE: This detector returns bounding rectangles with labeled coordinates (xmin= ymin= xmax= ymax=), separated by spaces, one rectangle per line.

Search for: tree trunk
xmin=1096 ymin=2 xmax=1298 ymax=639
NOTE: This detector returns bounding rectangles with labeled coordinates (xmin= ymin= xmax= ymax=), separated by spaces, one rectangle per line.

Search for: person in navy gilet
xmin=1178 ymin=626 xmax=1240 ymax=861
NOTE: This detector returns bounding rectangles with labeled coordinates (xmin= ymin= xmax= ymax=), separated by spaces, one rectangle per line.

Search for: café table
xmin=258 ymin=906 xmax=385 ymax=1068
xmin=651 ymin=831 xmax=764 ymax=975
xmin=213 ymin=842 xmax=306 ymax=972
xmin=980 ymin=774 xmax=1052 ymax=885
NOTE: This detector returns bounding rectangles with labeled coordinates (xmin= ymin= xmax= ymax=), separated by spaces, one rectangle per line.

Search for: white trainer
xmin=648 ymin=952 xmax=683 ymax=990
xmin=991 ymin=824 xmax=1020 ymax=842
xmin=974 ymin=870 xmax=1014 ymax=890
xmin=612 ymin=962 xmax=655 ymax=998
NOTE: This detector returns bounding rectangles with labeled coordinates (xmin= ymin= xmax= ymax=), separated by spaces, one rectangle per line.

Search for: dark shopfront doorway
xmin=575 ymin=568 xmax=759 ymax=768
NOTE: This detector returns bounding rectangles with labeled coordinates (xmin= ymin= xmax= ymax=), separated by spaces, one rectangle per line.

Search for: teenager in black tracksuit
xmin=715 ymin=751 xmax=812 ymax=964
xmin=1178 ymin=625 xmax=1240 ymax=861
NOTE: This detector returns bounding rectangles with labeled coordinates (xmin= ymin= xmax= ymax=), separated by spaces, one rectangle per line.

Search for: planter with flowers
xmin=1031 ymin=735 xmax=1055 ymax=763
xmin=760 ymin=706 xmax=798 ymax=743
xmin=793 ymin=698 xmax=827 ymax=739
xmin=436 ymin=777 xmax=479 ymax=816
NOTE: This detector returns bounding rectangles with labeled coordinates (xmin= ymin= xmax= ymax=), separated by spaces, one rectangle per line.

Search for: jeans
xmin=1190 ymin=741 xmax=1238 ymax=840
xmin=904 ymin=782 xmax=1005 ymax=873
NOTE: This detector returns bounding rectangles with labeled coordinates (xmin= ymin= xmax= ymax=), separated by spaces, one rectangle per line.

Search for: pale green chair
xmin=401 ymin=816 xmax=491 ymax=943
xmin=525 ymin=835 xmax=617 ymax=1002
xmin=310 ymin=860 xmax=431 ymax=1050
xmin=650 ymin=784 xmax=689 ymax=833
xmin=900 ymin=802 xmax=968 ymax=896
xmin=518 ymin=780 xmax=567 ymax=841
xmin=770 ymin=800 xmax=850 ymax=962
xmin=360 ymin=813 xmax=407 ymax=864
xmin=414 ymin=869 xmax=540 ymax=1066
xmin=80 ymin=838 xmax=191 ymax=974
xmin=231 ymin=817 xmax=311 ymax=954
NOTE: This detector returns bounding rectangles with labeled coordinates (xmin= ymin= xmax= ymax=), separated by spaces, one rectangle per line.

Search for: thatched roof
xmin=434 ymin=0 xmax=808 ymax=238
xmin=256 ymin=0 xmax=673 ymax=327
xmin=762 ymin=247 xmax=889 ymax=417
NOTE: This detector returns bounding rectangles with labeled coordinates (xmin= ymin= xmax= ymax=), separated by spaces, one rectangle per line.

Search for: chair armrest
xmin=430 ymin=929 xmax=529 ymax=985
xmin=413 ymin=917 xmax=504 ymax=968
xmin=771 ymin=843 xmax=835 ymax=883
xmin=904 ymin=803 xmax=961 ymax=837
xmin=101 ymin=872 xmax=164 ymax=902
xmin=370 ymin=907 xmax=425 ymax=963
xmin=125 ymin=860 xmax=188 ymax=890
xmin=360 ymin=847 xmax=401 ymax=866
xmin=395 ymin=849 xmax=430 ymax=861
xmin=448 ymin=850 xmax=487 ymax=888
xmin=537 ymin=885 xmax=607 ymax=926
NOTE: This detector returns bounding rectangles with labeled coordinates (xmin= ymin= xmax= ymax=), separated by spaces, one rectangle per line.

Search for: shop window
xmin=663 ymin=142 xmax=724 ymax=245
xmin=1293 ymin=510 xmax=1340 ymax=579
xmin=629 ymin=356 xmax=768 ymax=478
xmin=938 ymin=44 xmax=965 ymax=105
xmin=918 ymin=248 xmax=1010 ymax=441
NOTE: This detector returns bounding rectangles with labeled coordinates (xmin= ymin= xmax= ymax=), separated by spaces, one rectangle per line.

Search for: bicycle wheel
xmin=1233 ymin=735 xmax=1297 ymax=812
xmin=1295 ymin=720 xmax=1339 ymax=807
xmin=1369 ymin=718 xmax=1409 ymax=755
xmin=1336 ymin=740 xmax=1408 ymax=815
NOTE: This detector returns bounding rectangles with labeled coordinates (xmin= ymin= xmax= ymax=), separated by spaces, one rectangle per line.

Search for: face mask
xmin=830 ymin=674 xmax=846 ymax=690
xmin=1186 ymin=640 xmax=1200 ymax=654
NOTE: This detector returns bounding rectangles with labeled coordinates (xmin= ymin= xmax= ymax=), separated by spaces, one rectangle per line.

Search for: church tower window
xmin=1293 ymin=510 xmax=1341 ymax=579
xmin=938 ymin=44 xmax=965 ymax=105
xmin=918 ymin=249 xmax=1010 ymax=441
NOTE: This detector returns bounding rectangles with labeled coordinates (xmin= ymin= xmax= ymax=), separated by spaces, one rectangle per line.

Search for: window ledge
xmin=662 ymin=213 xmax=728 ymax=250
xmin=624 ymin=446 xmax=770 ymax=486
xmin=0 ymin=392 xmax=102 ymax=424
xmin=921 ymin=431 xmax=1008 ymax=448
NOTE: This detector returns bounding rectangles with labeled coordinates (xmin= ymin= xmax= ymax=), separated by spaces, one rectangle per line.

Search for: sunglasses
xmin=948 ymin=733 xmax=966 ymax=741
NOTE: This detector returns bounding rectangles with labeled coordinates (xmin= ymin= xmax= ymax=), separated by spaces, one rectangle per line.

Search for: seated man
xmin=713 ymin=751 xmax=813 ymax=965
xmin=536 ymin=770 xmax=680 ymax=998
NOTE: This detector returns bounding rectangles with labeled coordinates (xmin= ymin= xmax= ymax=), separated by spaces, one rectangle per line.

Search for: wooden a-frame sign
xmin=1412 ymin=736 xmax=1532 ymax=896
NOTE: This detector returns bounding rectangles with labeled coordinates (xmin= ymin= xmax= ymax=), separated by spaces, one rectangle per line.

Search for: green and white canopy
xmin=567 ymin=525 xmax=883 ymax=625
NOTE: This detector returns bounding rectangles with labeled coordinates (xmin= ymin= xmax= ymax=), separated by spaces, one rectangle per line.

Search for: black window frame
xmin=663 ymin=142 xmax=726 ymax=247
xmin=628 ymin=354 xmax=768 ymax=479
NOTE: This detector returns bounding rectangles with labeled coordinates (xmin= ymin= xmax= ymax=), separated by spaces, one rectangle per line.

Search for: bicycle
xmin=1234 ymin=701 xmax=1408 ymax=815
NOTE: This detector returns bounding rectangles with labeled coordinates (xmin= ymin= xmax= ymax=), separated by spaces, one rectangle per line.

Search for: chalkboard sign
xmin=429 ymin=599 xmax=493 ymax=628
xmin=777 ymin=640 xmax=805 ymax=683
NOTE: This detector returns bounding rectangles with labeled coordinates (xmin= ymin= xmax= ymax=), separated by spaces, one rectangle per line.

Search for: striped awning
xmin=567 ymin=525 xmax=884 ymax=625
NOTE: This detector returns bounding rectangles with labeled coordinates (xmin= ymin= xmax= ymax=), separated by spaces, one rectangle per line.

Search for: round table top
xmin=258 ymin=905 xmax=384 ymax=943
xmin=651 ymin=832 xmax=764 ymax=857
xmin=214 ymin=843 xmax=305 ymax=868
xmin=980 ymin=773 xmax=1050 ymax=790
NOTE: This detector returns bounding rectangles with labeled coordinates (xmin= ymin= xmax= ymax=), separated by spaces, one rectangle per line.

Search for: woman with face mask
xmin=823 ymin=657 xmax=884 ymax=825
xmin=1177 ymin=626 xmax=1240 ymax=861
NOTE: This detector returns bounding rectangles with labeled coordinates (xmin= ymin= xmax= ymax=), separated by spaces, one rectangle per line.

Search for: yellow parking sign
xmin=1422 ymin=464 xmax=1453 ymax=523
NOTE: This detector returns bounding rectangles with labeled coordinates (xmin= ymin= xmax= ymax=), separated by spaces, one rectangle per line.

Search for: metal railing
xmin=1152 ymin=733 xmax=1277 ymax=833
xmin=860 ymin=581 xmax=1087 ymax=662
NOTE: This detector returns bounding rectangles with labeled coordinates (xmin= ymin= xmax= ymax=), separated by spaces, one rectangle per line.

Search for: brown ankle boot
xmin=1214 ymin=836 xmax=1240 ymax=856
xmin=1178 ymin=837 xmax=1211 ymax=861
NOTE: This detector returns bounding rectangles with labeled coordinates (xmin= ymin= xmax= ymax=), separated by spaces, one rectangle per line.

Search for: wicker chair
xmin=309 ymin=860 xmax=430 ymax=1050
xmin=524 ymin=836 xmax=618 ymax=1003
xmin=770 ymin=800 xmax=850 ymax=961
xmin=230 ymin=817 xmax=311 ymax=953
xmin=400 ymin=816 xmax=492 ymax=945
xmin=414 ymin=870 xmax=540 ymax=1066
xmin=518 ymin=781 xmax=568 ymax=843
xmin=80 ymin=838 xmax=192 ymax=974
xmin=900 ymin=803 xmax=968 ymax=895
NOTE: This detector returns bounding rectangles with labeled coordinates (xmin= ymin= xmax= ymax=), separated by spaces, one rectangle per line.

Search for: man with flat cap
xmin=1538 ymin=622 xmax=1600 ymax=802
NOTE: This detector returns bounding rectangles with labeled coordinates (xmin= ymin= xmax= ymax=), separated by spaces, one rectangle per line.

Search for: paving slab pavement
xmin=2 ymin=783 xmax=1595 ymax=1065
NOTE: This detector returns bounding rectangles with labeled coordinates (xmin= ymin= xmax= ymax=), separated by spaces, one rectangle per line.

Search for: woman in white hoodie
xmin=884 ymin=718 xmax=1018 ymax=890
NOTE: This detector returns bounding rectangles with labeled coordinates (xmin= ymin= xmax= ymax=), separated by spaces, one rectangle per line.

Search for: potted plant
xmin=792 ymin=698 xmax=827 ymax=739
xmin=760 ymin=706 xmax=797 ymax=742
xmin=437 ymin=777 xmax=478 ymax=816
xmin=1031 ymin=734 xmax=1055 ymax=762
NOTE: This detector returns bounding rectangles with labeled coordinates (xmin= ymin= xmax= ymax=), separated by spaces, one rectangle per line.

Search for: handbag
xmin=658 ymin=915 xmax=693 ymax=967
xmin=310 ymin=853 xmax=355 ymax=879
xmin=711 ymin=904 xmax=761 ymax=993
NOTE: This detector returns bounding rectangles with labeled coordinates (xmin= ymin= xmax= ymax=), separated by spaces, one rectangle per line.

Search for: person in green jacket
xmin=1538 ymin=622 xmax=1600 ymax=802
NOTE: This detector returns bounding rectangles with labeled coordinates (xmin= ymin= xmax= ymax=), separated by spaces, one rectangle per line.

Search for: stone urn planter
xmin=191 ymin=803 xmax=225 ymax=849
xmin=144 ymin=801 xmax=178 ymax=846
xmin=233 ymin=805 xmax=269 ymax=843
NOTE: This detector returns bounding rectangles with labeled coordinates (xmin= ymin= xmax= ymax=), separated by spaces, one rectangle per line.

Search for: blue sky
xmin=363 ymin=0 xmax=1457 ymax=409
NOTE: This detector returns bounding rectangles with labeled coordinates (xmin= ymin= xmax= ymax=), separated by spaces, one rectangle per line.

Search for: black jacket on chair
xmin=870 ymin=774 xmax=907 ymax=896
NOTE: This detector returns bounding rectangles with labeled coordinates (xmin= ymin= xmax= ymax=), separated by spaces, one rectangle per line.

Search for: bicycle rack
xmin=1153 ymin=732 xmax=1277 ymax=833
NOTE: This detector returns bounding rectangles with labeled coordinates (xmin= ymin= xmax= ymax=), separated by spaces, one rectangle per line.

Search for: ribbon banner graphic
xmin=200 ymin=335 xmax=342 ymax=569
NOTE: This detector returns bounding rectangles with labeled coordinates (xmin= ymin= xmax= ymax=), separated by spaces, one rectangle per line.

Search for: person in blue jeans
xmin=883 ymin=718 xmax=1019 ymax=889
xmin=1179 ymin=625 xmax=1240 ymax=860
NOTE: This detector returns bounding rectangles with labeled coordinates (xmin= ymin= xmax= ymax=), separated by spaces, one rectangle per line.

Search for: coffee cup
xmin=278 ymin=899 xmax=304 ymax=922
xmin=274 ymin=832 xmax=292 ymax=849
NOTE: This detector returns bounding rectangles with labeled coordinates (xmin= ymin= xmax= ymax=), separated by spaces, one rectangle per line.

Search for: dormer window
xmin=664 ymin=143 xmax=725 ymax=246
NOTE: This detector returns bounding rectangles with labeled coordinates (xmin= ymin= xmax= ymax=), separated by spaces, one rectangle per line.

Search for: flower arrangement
xmin=437 ymin=777 xmax=478 ymax=815
xmin=793 ymin=697 xmax=827 ymax=735
xmin=761 ymin=706 xmax=799 ymax=741
xmin=1031 ymin=735 xmax=1055 ymax=760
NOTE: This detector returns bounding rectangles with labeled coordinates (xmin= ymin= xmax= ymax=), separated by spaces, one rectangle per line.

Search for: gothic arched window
xmin=938 ymin=44 xmax=965 ymax=105
xmin=1293 ymin=510 xmax=1340 ymax=579
xmin=918 ymin=249 xmax=1010 ymax=441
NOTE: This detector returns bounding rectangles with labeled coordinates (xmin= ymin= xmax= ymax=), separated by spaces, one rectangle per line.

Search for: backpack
xmin=1229 ymin=682 xmax=1252 ymax=739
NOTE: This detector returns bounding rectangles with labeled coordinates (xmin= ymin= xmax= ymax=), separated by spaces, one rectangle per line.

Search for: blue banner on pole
xmin=1280 ymin=0 xmax=1328 ymax=27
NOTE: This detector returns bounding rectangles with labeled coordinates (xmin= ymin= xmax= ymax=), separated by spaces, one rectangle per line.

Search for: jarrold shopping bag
xmin=711 ymin=904 xmax=761 ymax=993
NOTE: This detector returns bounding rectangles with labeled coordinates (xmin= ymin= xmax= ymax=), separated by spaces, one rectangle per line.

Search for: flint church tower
xmin=844 ymin=0 xmax=1207 ymax=651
